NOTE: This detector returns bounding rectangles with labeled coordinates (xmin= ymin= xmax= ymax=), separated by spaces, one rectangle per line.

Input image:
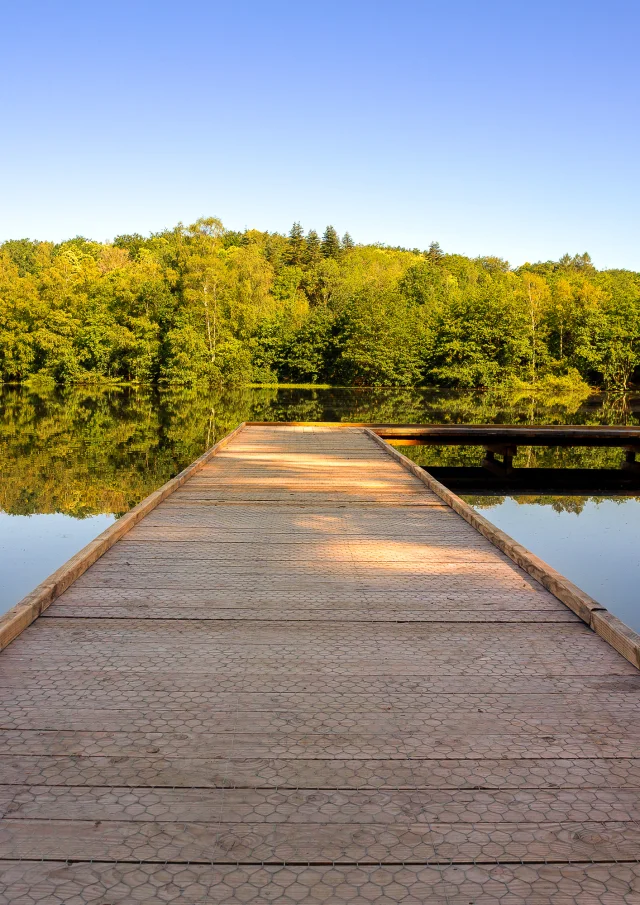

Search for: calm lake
xmin=1 ymin=383 xmax=639 ymax=630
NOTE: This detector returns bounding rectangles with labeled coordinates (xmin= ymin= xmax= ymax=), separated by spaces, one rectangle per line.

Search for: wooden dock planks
xmin=1 ymin=424 xmax=639 ymax=903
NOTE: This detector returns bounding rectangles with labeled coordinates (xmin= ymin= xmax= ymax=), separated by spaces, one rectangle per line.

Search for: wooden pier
xmin=1 ymin=424 xmax=640 ymax=903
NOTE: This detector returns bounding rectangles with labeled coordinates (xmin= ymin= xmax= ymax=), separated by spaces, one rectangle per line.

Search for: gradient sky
xmin=1 ymin=0 xmax=638 ymax=268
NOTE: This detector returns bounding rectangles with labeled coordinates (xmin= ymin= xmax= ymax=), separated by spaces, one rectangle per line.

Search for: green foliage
xmin=1 ymin=221 xmax=639 ymax=389
xmin=426 ymin=241 xmax=444 ymax=262
xmin=321 ymin=226 xmax=341 ymax=259
xmin=332 ymin=289 xmax=424 ymax=386
xmin=287 ymin=222 xmax=306 ymax=265
xmin=426 ymin=270 xmax=530 ymax=387
xmin=281 ymin=309 xmax=334 ymax=383
xmin=305 ymin=230 xmax=321 ymax=265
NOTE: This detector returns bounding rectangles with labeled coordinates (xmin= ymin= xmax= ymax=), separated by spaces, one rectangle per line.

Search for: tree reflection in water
xmin=0 ymin=383 xmax=638 ymax=518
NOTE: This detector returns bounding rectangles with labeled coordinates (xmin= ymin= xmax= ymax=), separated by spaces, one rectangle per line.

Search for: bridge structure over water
xmin=0 ymin=423 xmax=639 ymax=903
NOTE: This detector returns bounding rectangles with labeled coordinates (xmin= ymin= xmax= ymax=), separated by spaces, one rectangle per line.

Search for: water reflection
xmin=1 ymin=384 xmax=639 ymax=618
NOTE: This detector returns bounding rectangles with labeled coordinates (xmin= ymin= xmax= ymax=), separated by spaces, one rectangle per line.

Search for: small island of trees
xmin=1 ymin=218 xmax=638 ymax=391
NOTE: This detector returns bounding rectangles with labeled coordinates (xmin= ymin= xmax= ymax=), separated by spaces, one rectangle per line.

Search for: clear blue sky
xmin=1 ymin=0 xmax=638 ymax=268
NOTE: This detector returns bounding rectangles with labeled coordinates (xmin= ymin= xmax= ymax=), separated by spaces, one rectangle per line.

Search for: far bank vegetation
xmin=1 ymin=219 xmax=638 ymax=391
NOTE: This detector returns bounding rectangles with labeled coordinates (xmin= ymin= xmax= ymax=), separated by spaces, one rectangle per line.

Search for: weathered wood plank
xmin=44 ymin=606 xmax=579 ymax=622
xmin=3 ymin=755 xmax=640 ymax=790
xmin=9 ymin=688 xmax=631 ymax=714
xmin=1 ymin=860 xmax=639 ymax=905
xmin=2 ymin=817 xmax=639 ymax=863
xmin=2 ymin=728 xmax=638 ymax=759
xmin=3 ymin=670 xmax=636 ymax=695
xmin=5 ymin=785 xmax=640 ymax=824
xmin=44 ymin=586 xmax=569 ymax=605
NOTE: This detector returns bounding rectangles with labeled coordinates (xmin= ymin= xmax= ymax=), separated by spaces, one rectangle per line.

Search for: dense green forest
xmin=1 ymin=218 xmax=638 ymax=389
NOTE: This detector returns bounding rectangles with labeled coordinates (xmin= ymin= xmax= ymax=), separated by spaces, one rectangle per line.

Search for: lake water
xmin=463 ymin=496 xmax=640 ymax=631
xmin=1 ymin=383 xmax=639 ymax=630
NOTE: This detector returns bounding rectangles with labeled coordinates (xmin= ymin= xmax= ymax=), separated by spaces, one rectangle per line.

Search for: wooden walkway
xmin=1 ymin=424 xmax=639 ymax=903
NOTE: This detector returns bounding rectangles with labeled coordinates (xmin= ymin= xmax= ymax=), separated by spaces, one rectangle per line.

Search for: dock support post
xmin=623 ymin=447 xmax=640 ymax=472
xmin=482 ymin=444 xmax=517 ymax=477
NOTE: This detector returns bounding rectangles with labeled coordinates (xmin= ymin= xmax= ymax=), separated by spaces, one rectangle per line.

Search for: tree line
xmin=1 ymin=218 xmax=638 ymax=390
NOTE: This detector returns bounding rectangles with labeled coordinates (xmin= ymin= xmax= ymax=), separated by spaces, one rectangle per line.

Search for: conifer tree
xmin=321 ymin=225 xmax=341 ymax=259
xmin=288 ymin=222 xmax=306 ymax=265
xmin=426 ymin=241 xmax=444 ymax=261
xmin=306 ymin=229 xmax=321 ymax=264
xmin=342 ymin=232 xmax=355 ymax=250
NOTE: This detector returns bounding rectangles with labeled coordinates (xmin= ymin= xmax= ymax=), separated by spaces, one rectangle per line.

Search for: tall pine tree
xmin=321 ymin=226 xmax=341 ymax=259
xmin=342 ymin=232 xmax=355 ymax=250
xmin=426 ymin=241 xmax=444 ymax=261
xmin=306 ymin=230 xmax=321 ymax=264
xmin=288 ymin=222 xmax=306 ymax=265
